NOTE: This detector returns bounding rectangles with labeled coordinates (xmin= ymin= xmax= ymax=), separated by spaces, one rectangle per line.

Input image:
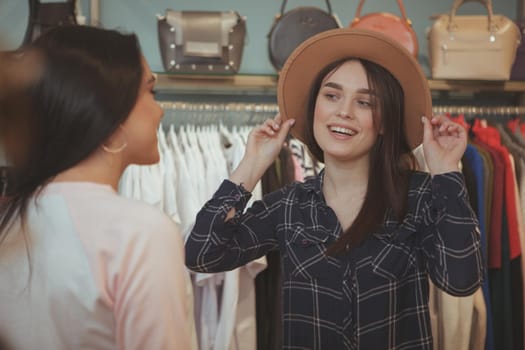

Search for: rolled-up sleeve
xmin=421 ymin=172 xmax=485 ymax=296
xmin=185 ymin=180 xmax=281 ymax=273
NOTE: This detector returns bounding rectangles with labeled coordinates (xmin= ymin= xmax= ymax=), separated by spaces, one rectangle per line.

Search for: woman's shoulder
xmin=108 ymin=194 xmax=179 ymax=232
xmin=44 ymin=182 xmax=180 ymax=236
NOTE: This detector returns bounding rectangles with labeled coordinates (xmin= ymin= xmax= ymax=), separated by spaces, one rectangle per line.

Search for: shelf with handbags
xmin=153 ymin=0 xmax=523 ymax=99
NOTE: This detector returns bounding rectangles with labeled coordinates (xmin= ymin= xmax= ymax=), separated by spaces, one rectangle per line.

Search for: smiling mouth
xmin=329 ymin=126 xmax=357 ymax=136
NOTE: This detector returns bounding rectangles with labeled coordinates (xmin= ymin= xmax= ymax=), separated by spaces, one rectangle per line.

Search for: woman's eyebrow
xmin=356 ymin=88 xmax=376 ymax=96
xmin=322 ymin=82 xmax=343 ymax=90
xmin=322 ymin=82 xmax=376 ymax=96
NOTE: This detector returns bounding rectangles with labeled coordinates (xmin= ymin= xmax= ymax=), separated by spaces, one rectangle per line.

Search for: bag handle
xmin=28 ymin=0 xmax=77 ymax=19
xmin=279 ymin=0 xmax=333 ymax=15
xmin=448 ymin=0 xmax=495 ymax=31
xmin=352 ymin=0 xmax=412 ymax=25
xmin=29 ymin=0 xmax=77 ymax=9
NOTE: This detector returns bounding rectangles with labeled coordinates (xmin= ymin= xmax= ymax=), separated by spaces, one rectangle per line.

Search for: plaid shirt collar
xmin=301 ymin=169 xmax=433 ymax=241
xmin=302 ymin=168 xmax=325 ymax=198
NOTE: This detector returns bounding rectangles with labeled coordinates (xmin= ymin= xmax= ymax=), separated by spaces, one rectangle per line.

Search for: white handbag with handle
xmin=427 ymin=0 xmax=521 ymax=80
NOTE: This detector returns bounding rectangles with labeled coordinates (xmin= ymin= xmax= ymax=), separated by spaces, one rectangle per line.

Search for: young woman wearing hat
xmin=185 ymin=28 xmax=484 ymax=349
xmin=0 ymin=26 xmax=192 ymax=349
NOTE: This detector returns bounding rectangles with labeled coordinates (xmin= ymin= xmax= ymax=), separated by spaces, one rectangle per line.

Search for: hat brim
xmin=278 ymin=28 xmax=432 ymax=150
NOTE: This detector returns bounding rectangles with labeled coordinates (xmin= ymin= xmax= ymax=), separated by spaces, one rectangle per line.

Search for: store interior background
xmin=0 ymin=0 xmax=519 ymax=76
xmin=0 ymin=0 xmax=522 ymax=165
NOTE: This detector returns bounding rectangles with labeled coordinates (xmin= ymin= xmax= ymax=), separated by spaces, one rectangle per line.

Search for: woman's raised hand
xmin=229 ymin=114 xmax=295 ymax=192
xmin=421 ymin=114 xmax=467 ymax=176
xmin=245 ymin=114 xmax=295 ymax=162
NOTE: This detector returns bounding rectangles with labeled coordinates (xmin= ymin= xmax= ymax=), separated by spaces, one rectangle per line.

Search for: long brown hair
xmin=302 ymin=58 xmax=417 ymax=255
xmin=0 ymin=26 xmax=143 ymax=250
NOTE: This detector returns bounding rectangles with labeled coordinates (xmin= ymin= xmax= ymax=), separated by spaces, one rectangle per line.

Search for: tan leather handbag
xmin=350 ymin=0 xmax=418 ymax=58
xmin=427 ymin=0 xmax=521 ymax=80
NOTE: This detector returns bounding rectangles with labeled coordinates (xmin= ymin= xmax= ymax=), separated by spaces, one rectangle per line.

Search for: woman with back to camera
xmin=0 ymin=26 xmax=191 ymax=350
xmin=185 ymin=28 xmax=484 ymax=349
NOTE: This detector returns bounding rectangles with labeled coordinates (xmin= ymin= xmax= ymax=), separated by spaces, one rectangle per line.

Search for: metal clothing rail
xmin=160 ymin=102 xmax=525 ymax=125
xmin=160 ymin=102 xmax=279 ymax=127
xmin=159 ymin=102 xmax=279 ymax=113
xmin=433 ymin=105 xmax=525 ymax=116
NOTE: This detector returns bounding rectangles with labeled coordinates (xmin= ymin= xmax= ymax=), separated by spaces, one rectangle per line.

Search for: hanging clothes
xmin=413 ymin=143 xmax=488 ymax=350
xmin=471 ymin=119 xmax=523 ymax=350
xmin=118 ymin=123 xmax=275 ymax=350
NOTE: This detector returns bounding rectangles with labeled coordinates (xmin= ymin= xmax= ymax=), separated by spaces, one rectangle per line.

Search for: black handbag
xmin=268 ymin=0 xmax=341 ymax=71
xmin=22 ymin=0 xmax=77 ymax=45
xmin=157 ymin=10 xmax=247 ymax=74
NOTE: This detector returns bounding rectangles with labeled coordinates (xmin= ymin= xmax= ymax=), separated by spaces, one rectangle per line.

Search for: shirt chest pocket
xmin=369 ymin=237 xmax=418 ymax=282
xmin=283 ymin=225 xmax=341 ymax=282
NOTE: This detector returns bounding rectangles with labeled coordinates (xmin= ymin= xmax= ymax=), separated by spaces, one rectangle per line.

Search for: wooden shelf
xmin=155 ymin=73 xmax=278 ymax=96
xmin=155 ymin=73 xmax=525 ymax=96
xmin=428 ymin=79 xmax=525 ymax=93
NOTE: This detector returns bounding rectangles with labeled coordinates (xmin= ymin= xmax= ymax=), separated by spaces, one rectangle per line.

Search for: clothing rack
xmin=159 ymin=102 xmax=279 ymax=113
xmin=433 ymin=105 xmax=525 ymax=117
xmin=159 ymin=102 xmax=525 ymax=126
xmin=159 ymin=102 xmax=278 ymax=127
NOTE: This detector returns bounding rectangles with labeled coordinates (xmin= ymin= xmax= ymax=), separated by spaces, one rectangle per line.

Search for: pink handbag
xmin=350 ymin=0 xmax=418 ymax=57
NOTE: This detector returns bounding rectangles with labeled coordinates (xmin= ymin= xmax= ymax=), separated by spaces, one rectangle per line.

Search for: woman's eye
xmin=357 ymin=99 xmax=372 ymax=107
xmin=324 ymin=93 xmax=338 ymax=100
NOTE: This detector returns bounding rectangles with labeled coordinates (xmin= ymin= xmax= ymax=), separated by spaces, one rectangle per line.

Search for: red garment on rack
xmin=507 ymin=119 xmax=520 ymax=134
xmin=472 ymin=120 xmax=521 ymax=267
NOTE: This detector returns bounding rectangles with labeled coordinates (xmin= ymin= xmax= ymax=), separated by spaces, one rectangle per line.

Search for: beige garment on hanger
xmin=412 ymin=145 xmax=487 ymax=350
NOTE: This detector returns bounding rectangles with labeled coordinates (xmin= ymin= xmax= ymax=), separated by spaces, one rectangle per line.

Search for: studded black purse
xmin=157 ymin=10 xmax=247 ymax=74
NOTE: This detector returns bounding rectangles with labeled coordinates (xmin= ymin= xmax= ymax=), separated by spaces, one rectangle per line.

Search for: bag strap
xmin=28 ymin=0 xmax=77 ymax=19
xmin=449 ymin=0 xmax=495 ymax=31
xmin=279 ymin=0 xmax=333 ymax=15
xmin=29 ymin=0 xmax=76 ymax=10
xmin=353 ymin=0 xmax=411 ymax=24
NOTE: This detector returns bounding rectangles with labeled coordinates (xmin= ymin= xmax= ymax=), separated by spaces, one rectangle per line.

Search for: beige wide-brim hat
xmin=278 ymin=28 xmax=432 ymax=150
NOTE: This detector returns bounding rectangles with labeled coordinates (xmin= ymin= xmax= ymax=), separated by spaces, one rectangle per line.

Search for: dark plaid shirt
xmin=185 ymin=171 xmax=484 ymax=349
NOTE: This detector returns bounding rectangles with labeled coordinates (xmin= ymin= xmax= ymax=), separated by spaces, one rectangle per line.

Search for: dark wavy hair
xmin=301 ymin=58 xmax=417 ymax=255
xmin=0 ymin=26 xmax=143 ymax=247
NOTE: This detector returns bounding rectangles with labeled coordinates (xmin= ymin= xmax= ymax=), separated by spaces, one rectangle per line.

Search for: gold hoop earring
xmin=102 ymin=126 xmax=128 ymax=153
